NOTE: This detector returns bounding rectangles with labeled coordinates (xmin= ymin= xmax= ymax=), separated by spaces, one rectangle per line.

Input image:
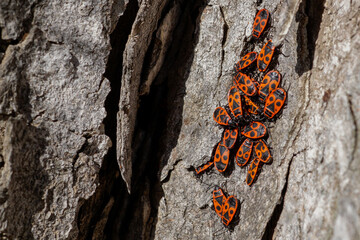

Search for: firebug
xmin=259 ymin=70 xmax=281 ymax=102
xmin=214 ymin=143 xmax=230 ymax=172
xmin=233 ymin=72 xmax=257 ymax=96
xmin=228 ymin=86 xmax=243 ymax=118
xmin=221 ymin=196 xmax=238 ymax=226
xmin=252 ymin=9 xmax=270 ymax=38
xmin=195 ymin=160 xmax=214 ymax=175
xmin=241 ymin=121 xmax=267 ymax=139
xmin=246 ymin=158 xmax=261 ymax=185
xmin=213 ymin=106 xmax=234 ymax=126
xmin=235 ymin=138 xmax=253 ymax=167
xmin=264 ymin=88 xmax=287 ymax=119
xmin=254 ymin=139 xmax=271 ymax=163
xmin=222 ymin=128 xmax=238 ymax=149
xmin=235 ymin=52 xmax=258 ymax=72
xmin=257 ymin=40 xmax=275 ymax=72
xmin=213 ymin=187 xmax=226 ymax=217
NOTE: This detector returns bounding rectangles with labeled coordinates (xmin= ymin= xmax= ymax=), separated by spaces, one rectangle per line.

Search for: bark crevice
xmin=219 ymin=5 xmax=229 ymax=79
xmin=76 ymin=1 xmax=139 ymax=238
xmin=295 ymin=0 xmax=325 ymax=75
xmin=304 ymin=0 xmax=325 ymax=69
xmin=78 ymin=0 xmax=207 ymax=239
xmin=262 ymin=148 xmax=306 ymax=240
xmin=347 ymin=95 xmax=358 ymax=168
xmin=116 ymin=0 xmax=206 ymax=239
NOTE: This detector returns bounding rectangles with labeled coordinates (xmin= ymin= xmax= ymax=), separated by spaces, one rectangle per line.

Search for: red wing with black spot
xmin=195 ymin=159 xmax=214 ymax=175
xmin=222 ymin=128 xmax=238 ymax=149
xmin=257 ymin=40 xmax=275 ymax=72
xmin=221 ymin=196 xmax=238 ymax=226
xmin=246 ymin=158 xmax=261 ymax=186
xmin=235 ymin=52 xmax=258 ymax=72
xmin=214 ymin=143 xmax=230 ymax=172
xmin=259 ymin=70 xmax=281 ymax=102
xmin=243 ymin=95 xmax=261 ymax=115
xmin=254 ymin=139 xmax=271 ymax=163
xmin=233 ymin=72 xmax=257 ymax=96
xmin=228 ymin=86 xmax=243 ymax=118
xmin=252 ymin=9 xmax=270 ymax=38
xmin=213 ymin=107 xmax=233 ymax=126
xmin=264 ymin=88 xmax=287 ymax=119
xmin=212 ymin=187 xmax=225 ymax=217
xmin=236 ymin=138 xmax=253 ymax=167
xmin=241 ymin=121 xmax=267 ymax=139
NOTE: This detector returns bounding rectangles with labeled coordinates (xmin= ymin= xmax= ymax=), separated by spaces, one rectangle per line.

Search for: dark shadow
xmin=261 ymin=156 xmax=293 ymax=240
xmin=78 ymin=0 xmax=209 ymax=238
xmin=111 ymin=0 xmax=208 ymax=239
xmin=256 ymin=0 xmax=263 ymax=7
xmin=103 ymin=0 xmax=140 ymax=145
xmin=304 ymin=0 xmax=326 ymax=70
xmin=295 ymin=0 xmax=326 ymax=76
xmin=76 ymin=0 xmax=207 ymax=239
xmin=147 ymin=2 xmax=207 ymax=238
xmin=76 ymin=0 xmax=139 ymax=239
xmin=0 ymin=28 xmax=21 ymax=62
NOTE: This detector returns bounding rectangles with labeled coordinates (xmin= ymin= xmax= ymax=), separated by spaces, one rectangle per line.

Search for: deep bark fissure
xmin=347 ymin=95 xmax=358 ymax=167
xmin=159 ymin=158 xmax=183 ymax=184
xmin=147 ymin=2 xmax=206 ymax=238
xmin=112 ymin=1 xmax=206 ymax=238
xmin=294 ymin=1 xmax=308 ymax=76
xmin=262 ymin=149 xmax=306 ymax=240
xmin=76 ymin=1 xmax=139 ymax=239
xmin=304 ymin=0 xmax=325 ymax=70
xmin=0 ymin=36 xmax=19 ymax=62
xmin=103 ymin=0 xmax=139 ymax=145
xmin=219 ymin=6 xmax=229 ymax=79
xmin=22 ymin=0 xmax=38 ymax=38
xmin=295 ymin=0 xmax=325 ymax=75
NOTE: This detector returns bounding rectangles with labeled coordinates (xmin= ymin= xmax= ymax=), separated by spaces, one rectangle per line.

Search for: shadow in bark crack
xmin=77 ymin=0 xmax=207 ymax=238
xmin=0 ymin=30 xmax=20 ymax=63
xmin=147 ymin=1 xmax=206 ymax=236
xmin=156 ymin=0 xmax=206 ymax=179
xmin=261 ymin=152 xmax=294 ymax=240
xmin=111 ymin=0 xmax=207 ymax=239
xmin=76 ymin=0 xmax=139 ymax=239
xmin=295 ymin=0 xmax=326 ymax=76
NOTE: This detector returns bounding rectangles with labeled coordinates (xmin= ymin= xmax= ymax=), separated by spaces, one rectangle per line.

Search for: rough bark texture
xmin=0 ymin=0 xmax=359 ymax=239
xmin=0 ymin=0 xmax=115 ymax=238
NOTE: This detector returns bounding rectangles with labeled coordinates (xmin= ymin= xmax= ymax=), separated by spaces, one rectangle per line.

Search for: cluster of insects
xmin=194 ymin=9 xmax=288 ymax=227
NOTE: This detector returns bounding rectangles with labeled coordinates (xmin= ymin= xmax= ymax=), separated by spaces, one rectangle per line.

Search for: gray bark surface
xmin=0 ymin=0 xmax=114 ymax=238
xmin=0 ymin=0 xmax=359 ymax=239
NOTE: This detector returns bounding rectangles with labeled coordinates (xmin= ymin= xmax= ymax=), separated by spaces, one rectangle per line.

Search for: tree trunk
xmin=0 ymin=0 xmax=359 ymax=239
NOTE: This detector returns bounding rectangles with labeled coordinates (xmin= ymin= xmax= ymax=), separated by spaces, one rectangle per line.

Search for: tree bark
xmin=0 ymin=0 xmax=359 ymax=239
